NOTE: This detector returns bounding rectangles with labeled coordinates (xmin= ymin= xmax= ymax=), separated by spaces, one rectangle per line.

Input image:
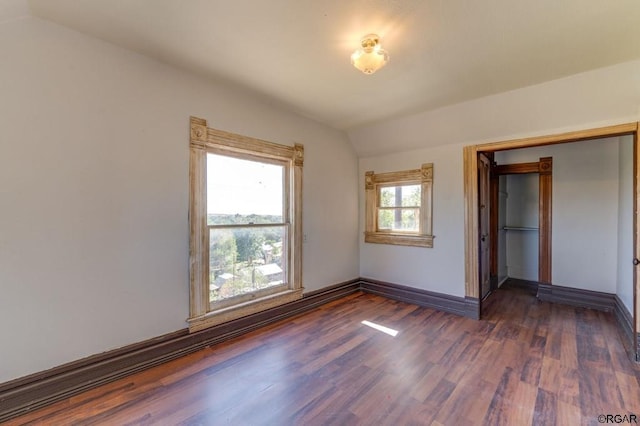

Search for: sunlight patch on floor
xmin=361 ymin=320 xmax=399 ymax=337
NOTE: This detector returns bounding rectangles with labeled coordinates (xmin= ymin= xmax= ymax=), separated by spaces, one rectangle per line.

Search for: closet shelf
xmin=502 ymin=226 xmax=539 ymax=231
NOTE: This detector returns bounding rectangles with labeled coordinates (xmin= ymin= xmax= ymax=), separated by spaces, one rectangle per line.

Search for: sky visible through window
xmin=207 ymin=153 xmax=283 ymax=216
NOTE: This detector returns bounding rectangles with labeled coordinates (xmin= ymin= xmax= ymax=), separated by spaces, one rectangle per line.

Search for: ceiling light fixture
xmin=351 ymin=34 xmax=389 ymax=75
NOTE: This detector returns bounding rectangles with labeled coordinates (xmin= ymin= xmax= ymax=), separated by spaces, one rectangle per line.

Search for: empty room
xmin=1 ymin=1 xmax=640 ymax=424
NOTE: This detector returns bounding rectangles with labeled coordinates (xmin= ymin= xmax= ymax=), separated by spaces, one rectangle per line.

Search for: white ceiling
xmin=27 ymin=0 xmax=640 ymax=130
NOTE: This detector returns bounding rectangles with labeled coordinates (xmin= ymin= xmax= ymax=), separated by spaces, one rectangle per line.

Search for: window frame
xmin=364 ymin=163 xmax=434 ymax=247
xmin=188 ymin=116 xmax=303 ymax=332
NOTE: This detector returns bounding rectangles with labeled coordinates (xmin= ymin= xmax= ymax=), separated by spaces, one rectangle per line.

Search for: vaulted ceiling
xmin=27 ymin=0 xmax=640 ymax=130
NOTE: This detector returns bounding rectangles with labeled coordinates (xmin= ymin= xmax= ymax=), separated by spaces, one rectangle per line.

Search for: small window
xmin=364 ymin=164 xmax=434 ymax=247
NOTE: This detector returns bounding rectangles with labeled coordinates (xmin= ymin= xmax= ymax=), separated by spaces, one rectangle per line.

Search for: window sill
xmin=365 ymin=232 xmax=434 ymax=248
xmin=187 ymin=288 xmax=304 ymax=333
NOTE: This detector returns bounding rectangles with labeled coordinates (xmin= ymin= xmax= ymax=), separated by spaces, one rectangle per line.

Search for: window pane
xmin=377 ymin=208 xmax=419 ymax=232
xmin=207 ymin=154 xmax=284 ymax=225
xmin=400 ymin=208 xmax=419 ymax=231
xmin=209 ymin=226 xmax=287 ymax=302
xmin=379 ymin=185 xmax=421 ymax=208
xmin=379 ymin=187 xmax=395 ymax=208
xmin=378 ymin=209 xmax=394 ymax=229
xmin=401 ymin=185 xmax=421 ymax=207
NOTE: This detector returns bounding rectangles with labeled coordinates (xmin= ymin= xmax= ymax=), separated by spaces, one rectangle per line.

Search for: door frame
xmin=490 ymin=158 xmax=552 ymax=284
xmin=463 ymin=123 xmax=639 ymax=355
xmin=478 ymin=153 xmax=491 ymax=299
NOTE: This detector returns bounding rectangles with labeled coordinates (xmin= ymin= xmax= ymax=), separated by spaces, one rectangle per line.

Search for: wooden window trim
xmin=188 ymin=117 xmax=303 ymax=332
xmin=364 ymin=163 xmax=434 ymax=248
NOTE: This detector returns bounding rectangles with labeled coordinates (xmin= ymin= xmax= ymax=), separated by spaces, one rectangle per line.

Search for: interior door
xmin=478 ymin=153 xmax=491 ymax=299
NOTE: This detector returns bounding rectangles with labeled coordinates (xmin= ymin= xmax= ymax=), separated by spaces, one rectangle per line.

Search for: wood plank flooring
xmin=7 ymin=285 xmax=640 ymax=425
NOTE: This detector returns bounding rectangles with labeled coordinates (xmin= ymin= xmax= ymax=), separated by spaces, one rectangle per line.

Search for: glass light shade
xmin=351 ymin=34 xmax=389 ymax=75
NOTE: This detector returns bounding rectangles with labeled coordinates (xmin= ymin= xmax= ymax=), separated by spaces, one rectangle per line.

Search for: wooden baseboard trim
xmin=613 ymin=296 xmax=640 ymax=363
xmin=464 ymin=296 xmax=481 ymax=320
xmin=536 ymin=283 xmax=616 ymax=312
xmin=0 ymin=278 xmax=361 ymax=423
xmin=536 ymin=284 xmax=638 ymax=362
xmin=614 ymin=295 xmax=634 ymax=340
xmin=359 ymin=277 xmax=478 ymax=319
xmin=613 ymin=296 xmax=638 ymax=360
xmin=18 ymin=277 xmax=633 ymax=421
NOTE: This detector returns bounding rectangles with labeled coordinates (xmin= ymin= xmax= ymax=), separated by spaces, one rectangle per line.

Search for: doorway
xmin=462 ymin=123 xmax=639 ymax=360
xmin=489 ymin=157 xmax=552 ymax=292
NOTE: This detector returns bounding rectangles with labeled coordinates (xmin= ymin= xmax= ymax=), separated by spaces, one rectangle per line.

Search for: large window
xmin=188 ymin=117 xmax=303 ymax=332
xmin=364 ymin=164 xmax=434 ymax=247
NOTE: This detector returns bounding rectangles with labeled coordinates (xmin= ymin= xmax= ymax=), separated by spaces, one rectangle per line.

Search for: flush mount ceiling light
xmin=351 ymin=34 xmax=389 ymax=75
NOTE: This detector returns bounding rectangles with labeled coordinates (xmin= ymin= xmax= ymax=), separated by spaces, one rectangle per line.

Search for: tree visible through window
xmin=378 ymin=184 xmax=421 ymax=231
xmin=364 ymin=164 xmax=434 ymax=247
xmin=188 ymin=117 xmax=303 ymax=332
xmin=207 ymin=154 xmax=286 ymax=303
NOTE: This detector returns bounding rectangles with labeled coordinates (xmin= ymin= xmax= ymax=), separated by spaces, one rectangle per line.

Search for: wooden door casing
xmin=464 ymin=122 xmax=638 ymax=348
xmin=478 ymin=153 xmax=491 ymax=299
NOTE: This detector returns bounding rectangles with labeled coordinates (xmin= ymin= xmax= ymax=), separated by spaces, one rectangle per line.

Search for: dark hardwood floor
xmin=7 ymin=286 xmax=640 ymax=425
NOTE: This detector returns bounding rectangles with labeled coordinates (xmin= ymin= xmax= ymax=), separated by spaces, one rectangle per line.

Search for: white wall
xmin=348 ymin=60 xmax=640 ymax=157
xmin=359 ymin=143 xmax=466 ymax=297
xmin=617 ymin=136 xmax=634 ymax=313
xmin=0 ymin=16 xmax=359 ymax=383
xmin=360 ymin=137 xmax=623 ymax=295
xmin=495 ymin=138 xmax=620 ymax=292
xmin=354 ymin=59 xmax=639 ymax=301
